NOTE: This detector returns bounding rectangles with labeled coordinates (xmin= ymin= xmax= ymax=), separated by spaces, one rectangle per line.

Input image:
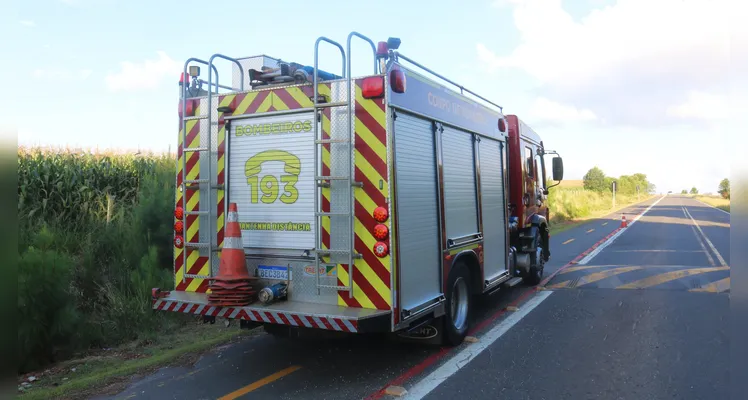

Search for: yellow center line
xmin=218 ymin=365 xmax=302 ymax=400
xmin=601 ymin=222 xmax=608 ymax=226
xmin=617 ymin=266 xmax=729 ymax=290
xmin=586 ymin=228 xmax=595 ymax=233
xmin=562 ymin=238 xmax=575 ymax=245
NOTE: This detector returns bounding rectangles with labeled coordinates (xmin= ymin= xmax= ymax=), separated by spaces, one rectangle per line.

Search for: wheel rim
xmin=450 ymin=277 xmax=469 ymax=330
xmin=535 ymin=245 xmax=545 ymax=277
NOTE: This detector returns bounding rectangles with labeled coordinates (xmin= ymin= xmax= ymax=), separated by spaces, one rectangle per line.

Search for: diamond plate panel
xmin=246 ymin=257 xmax=338 ymax=305
xmin=327 ymin=80 xmax=353 ymax=264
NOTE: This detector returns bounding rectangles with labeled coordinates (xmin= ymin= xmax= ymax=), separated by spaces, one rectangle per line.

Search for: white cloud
xmin=666 ymin=91 xmax=729 ymax=120
xmin=530 ymin=97 xmax=597 ymax=123
xmin=20 ymin=20 xmax=36 ymax=27
xmin=105 ymin=51 xmax=181 ymax=92
xmin=477 ymin=0 xmax=740 ymax=128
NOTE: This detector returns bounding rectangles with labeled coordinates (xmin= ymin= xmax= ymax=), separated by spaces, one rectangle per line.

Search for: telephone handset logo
xmin=245 ymin=150 xmax=301 ymax=204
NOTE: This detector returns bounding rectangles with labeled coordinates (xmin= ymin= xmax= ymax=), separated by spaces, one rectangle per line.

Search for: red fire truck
xmin=152 ymin=33 xmax=564 ymax=345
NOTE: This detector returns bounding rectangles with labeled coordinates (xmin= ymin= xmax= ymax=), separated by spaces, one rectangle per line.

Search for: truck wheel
xmin=443 ymin=262 xmax=472 ymax=346
xmin=524 ymin=231 xmax=546 ymax=286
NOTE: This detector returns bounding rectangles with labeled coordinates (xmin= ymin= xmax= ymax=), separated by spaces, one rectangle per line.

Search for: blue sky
xmin=5 ymin=0 xmax=741 ymax=194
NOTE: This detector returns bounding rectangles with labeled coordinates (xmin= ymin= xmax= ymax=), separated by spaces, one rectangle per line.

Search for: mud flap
xmin=390 ymin=317 xmax=445 ymax=346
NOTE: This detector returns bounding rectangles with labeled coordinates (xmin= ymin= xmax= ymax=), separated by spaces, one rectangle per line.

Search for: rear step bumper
xmin=151 ymin=290 xmax=391 ymax=333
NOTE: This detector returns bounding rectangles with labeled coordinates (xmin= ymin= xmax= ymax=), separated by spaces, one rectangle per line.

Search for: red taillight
xmin=174 ymin=206 xmax=184 ymax=219
xmin=373 ymin=241 xmax=389 ymax=257
xmin=362 ymin=76 xmax=385 ymax=99
xmin=373 ymin=224 xmax=389 ymax=240
xmin=174 ymin=235 xmax=184 ymax=249
xmin=376 ymin=41 xmax=388 ymax=57
xmin=390 ymin=69 xmax=406 ymax=94
xmin=174 ymin=220 xmax=184 ymax=234
xmin=498 ymin=118 xmax=506 ymax=133
xmin=179 ymin=72 xmax=189 ymax=84
xmin=373 ymin=206 xmax=389 ymax=223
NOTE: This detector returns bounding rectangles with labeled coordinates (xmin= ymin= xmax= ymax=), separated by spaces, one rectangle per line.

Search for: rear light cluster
xmin=372 ymin=206 xmax=390 ymax=258
xmin=174 ymin=206 xmax=185 ymax=249
xmin=361 ymin=67 xmax=407 ymax=99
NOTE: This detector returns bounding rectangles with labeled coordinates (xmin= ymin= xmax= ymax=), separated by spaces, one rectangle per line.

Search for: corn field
xmin=17 ymin=146 xmax=175 ymax=226
xmin=17 ymin=146 xmax=182 ymax=374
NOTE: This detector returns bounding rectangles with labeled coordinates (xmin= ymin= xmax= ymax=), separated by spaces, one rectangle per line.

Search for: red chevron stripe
xmin=354 ymin=233 xmax=391 ymax=290
xmin=355 ymin=99 xmax=386 ymax=146
xmin=245 ymin=90 xmax=271 ymax=114
xmin=351 ymin=266 xmax=389 ymax=310
xmin=354 ymin=134 xmax=387 ymax=180
xmin=273 ymin=88 xmax=303 ymax=110
xmin=355 ymin=166 xmax=386 ymax=207
xmin=337 ymin=272 xmax=362 ymax=308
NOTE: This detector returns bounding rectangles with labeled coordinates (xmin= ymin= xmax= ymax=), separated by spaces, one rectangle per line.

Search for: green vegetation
xmin=718 ymin=178 xmax=730 ymax=199
xmin=548 ymin=167 xmax=655 ymax=229
xmin=17 ymin=147 xmax=185 ymax=374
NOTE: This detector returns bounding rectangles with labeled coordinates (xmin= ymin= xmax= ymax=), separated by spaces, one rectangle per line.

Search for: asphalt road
xmin=102 ymin=194 xmax=730 ymax=400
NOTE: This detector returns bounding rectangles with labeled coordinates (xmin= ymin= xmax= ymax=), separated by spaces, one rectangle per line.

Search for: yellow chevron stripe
xmin=289 ymin=87 xmax=314 ymax=107
xmin=220 ymin=94 xmax=235 ymax=108
xmin=354 ymin=220 xmax=391 ymax=303
xmin=336 ymin=267 xmax=376 ymax=309
xmin=257 ymin=93 xmax=273 ymax=113
xmin=271 ymin=91 xmax=289 ymax=111
xmin=354 ymin=151 xmax=387 ymax=199
xmin=174 ymin=248 xmax=184 ymax=283
xmin=355 ymin=86 xmax=386 ymax=129
xmin=234 ymin=92 xmax=259 ymax=115
xmin=354 ymin=117 xmax=387 ymax=159
xmin=186 ymin=258 xmax=210 ymax=292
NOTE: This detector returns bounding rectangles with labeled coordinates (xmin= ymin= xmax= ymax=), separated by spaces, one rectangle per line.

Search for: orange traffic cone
xmin=208 ymin=203 xmax=257 ymax=306
xmin=620 ymin=214 xmax=628 ymax=228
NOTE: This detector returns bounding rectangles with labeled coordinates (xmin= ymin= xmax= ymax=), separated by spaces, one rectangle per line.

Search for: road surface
xmin=102 ymin=194 xmax=730 ymax=400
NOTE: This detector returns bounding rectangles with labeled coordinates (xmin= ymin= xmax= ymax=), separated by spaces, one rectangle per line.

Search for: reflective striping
xmin=152 ymin=298 xmax=362 ymax=333
xmin=617 ymin=266 xmax=730 ymax=290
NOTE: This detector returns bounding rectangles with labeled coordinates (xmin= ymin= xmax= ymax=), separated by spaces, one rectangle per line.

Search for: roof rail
xmin=391 ymin=51 xmax=504 ymax=112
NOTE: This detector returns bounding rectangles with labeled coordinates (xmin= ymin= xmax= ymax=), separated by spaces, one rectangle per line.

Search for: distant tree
xmin=583 ymin=167 xmax=607 ymax=192
xmin=681 ymin=189 xmax=688 ymax=194
xmin=718 ymin=178 xmax=730 ymax=199
xmin=690 ymin=187 xmax=699 ymax=194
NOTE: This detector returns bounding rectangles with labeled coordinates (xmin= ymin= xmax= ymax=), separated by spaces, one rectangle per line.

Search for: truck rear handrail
xmin=392 ymin=51 xmax=504 ymax=112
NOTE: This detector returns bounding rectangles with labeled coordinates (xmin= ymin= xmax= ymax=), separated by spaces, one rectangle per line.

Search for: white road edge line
xmin=683 ymin=206 xmax=727 ymax=266
xmin=693 ymin=197 xmax=730 ymax=215
xmin=577 ymin=195 xmax=666 ymax=265
xmin=401 ymin=290 xmax=554 ymax=400
xmin=684 ymin=207 xmax=716 ymax=267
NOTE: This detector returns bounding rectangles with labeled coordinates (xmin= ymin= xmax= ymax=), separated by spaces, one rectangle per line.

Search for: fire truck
xmin=152 ymin=32 xmax=564 ymax=345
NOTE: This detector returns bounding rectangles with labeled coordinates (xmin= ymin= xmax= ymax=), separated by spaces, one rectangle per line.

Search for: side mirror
xmin=552 ymin=157 xmax=564 ymax=181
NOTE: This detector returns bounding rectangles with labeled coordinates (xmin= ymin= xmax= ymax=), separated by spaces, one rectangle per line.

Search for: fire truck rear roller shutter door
xmin=479 ymin=137 xmax=508 ymax=281
xmin=441 ymin=126 xmax=479 ymax=240
xmin=392 ymin=111 xmax=442 ymax=314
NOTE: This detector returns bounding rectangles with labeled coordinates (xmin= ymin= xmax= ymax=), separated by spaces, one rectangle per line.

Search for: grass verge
xmin=18 ymin=319 xmax=263 ymax=400
xmin=549 ymin=195 xmax=656 ymax=235
xmin=694 ymin=195 xmax=730 ymax=213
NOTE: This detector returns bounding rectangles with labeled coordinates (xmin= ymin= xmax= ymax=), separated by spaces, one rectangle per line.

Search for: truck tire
xmin=443 ymin=261 xmax=472 ymax=345
xmin=524 ymin=231 xmax=546 ymax=286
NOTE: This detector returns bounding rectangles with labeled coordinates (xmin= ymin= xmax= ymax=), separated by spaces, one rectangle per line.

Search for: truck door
xmin=479 ymin=137 xmax=508 ymax=282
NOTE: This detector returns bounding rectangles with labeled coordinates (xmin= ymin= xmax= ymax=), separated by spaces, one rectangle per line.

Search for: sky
xmin=3 ymin=0 xmax=746 ymax=194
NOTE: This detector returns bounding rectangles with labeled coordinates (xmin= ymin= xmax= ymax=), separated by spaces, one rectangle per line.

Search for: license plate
xmin=257 ymin=265 xmax=291 ymax=280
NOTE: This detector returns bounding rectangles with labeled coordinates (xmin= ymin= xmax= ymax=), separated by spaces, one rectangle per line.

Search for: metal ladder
xmin=180 ymin=55 xmax=244 ymax=281
xmin=312 ymin=32 xmax=378 ymax=296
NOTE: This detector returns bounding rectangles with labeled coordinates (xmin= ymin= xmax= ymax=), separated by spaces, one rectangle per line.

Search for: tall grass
xmin=547 ymin=187 xmax=640 ymax=223
xmin=17 ymin=147 xmax=185 ymax=373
